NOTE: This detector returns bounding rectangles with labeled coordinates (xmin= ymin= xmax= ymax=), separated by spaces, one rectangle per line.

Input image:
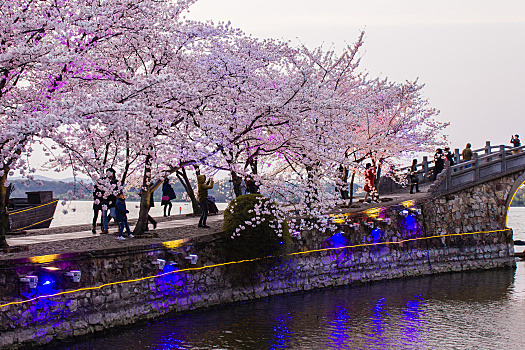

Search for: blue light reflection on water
xmin=325 ymin=306 xmax=351 ymax=349
xmin=42 ymin=208 xmax=525 ymax=350
xmin=399 ymin=295 xmax=426 ymax=349
xmin=365 ymin=297 xmax=389 ymax=350
xmin=269 ymin=312 xmax=294 ymax=350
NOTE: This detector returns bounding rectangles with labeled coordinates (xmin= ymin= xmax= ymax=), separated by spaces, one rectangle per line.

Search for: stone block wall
xmin=0 ymin=201 xmax=516 ymax=349
xmin=422 ymin=173 xmax=521 ymax=235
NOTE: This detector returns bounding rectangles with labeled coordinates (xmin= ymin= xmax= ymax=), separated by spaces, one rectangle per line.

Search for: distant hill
xmin=8 ymin=178 xmax=230 ymax=203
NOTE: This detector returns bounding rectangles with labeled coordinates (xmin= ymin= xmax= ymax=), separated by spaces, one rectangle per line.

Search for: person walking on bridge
xmin=433 ymin=148 xmax=446 ymax=181
xmin=409 ymin=159 xmax=420 ymax=194
xmin=511 ymin=134 xmax=521 ymax=154
xmin=462 ymin=143 xmax=473 ymax=168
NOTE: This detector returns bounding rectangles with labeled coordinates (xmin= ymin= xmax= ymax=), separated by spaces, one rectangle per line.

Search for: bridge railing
xmin=436 ymin=143 xmax=525 ymax=193
xmin=378 ymin=141 xmax=525 ymax=195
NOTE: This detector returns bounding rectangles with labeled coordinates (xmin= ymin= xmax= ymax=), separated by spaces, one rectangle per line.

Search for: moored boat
xmin=7 ymin=191 xmax=58 ymax=231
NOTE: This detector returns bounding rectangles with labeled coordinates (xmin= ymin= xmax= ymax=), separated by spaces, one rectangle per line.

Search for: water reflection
xmin=325 ymin=307 xmax=351 ymax=349
xmin=43 ymin=264 xmax=524 ymax=350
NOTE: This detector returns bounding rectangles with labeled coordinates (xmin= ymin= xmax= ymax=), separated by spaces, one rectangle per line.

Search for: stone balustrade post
xmin=455 ymin=148 xmax=460 ymax=165
xmin=445 ymin=160 xmax=451 ymax=190
xmin=422 ymin=156 xmax=428 ymax=183
xmin=500 ymin=145 xmax=507 ymax=172
xmin=473 ymin=153 xmax=480 ymax=181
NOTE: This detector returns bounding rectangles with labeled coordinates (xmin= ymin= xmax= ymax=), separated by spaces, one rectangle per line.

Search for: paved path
xmin=6 ymin=184 xmax=430 ymax=247
xmin=6 ymin=215 xmax=223 ymax=246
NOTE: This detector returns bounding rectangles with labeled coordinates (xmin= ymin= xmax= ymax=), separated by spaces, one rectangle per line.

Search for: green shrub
xmin=222 ymin=194 xmax=290 ymax=262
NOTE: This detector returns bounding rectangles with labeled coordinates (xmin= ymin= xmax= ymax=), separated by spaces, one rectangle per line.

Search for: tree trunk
xmin=0 ymin=167 xmax=10 ymax=248
xmin=133 ymin=187 xmax=151 ymax=236
xmin=349 ymin=171 xmax=355 ymax=205
xmin=231 ymin=171 xmax=242 ymax=197
xmin=176 ymin=167 xmax=201 ymax=215
xmin=133 ymin=155 xmax=152 ymax=236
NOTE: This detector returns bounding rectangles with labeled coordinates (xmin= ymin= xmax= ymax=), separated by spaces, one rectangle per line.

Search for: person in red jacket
xmin=363 ymin=163 xmax=377 ymax=203
xmin=511 ymin=134 xmax=521 ymax=154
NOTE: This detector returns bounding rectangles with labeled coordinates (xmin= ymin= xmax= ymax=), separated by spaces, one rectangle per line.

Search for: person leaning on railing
xmin=511 ymin=135 xmax=521 ymax=154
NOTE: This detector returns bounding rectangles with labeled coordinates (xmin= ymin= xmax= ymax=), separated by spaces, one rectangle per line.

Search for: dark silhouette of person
xmin=409 ymin=159 xmax=420 ymax=194
xmin=433 ymin=148 xmax=445 ymax=181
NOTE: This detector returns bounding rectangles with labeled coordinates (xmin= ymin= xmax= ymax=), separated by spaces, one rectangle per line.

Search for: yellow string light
xmin=0 ymin=228 xmax=511 ymax=310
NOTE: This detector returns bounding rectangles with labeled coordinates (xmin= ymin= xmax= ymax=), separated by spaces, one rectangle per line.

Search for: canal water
xmin=44 ymin=208 xmax=525 ymax=350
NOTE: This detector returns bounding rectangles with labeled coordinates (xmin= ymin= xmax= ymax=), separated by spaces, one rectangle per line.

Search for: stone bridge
xmin=378 ymin=142 xmax=525 ymax=243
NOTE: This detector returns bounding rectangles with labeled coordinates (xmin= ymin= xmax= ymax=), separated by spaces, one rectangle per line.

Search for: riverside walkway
xmin=3 ymin=141 xmax=525 ymax=256
xmin=6 ymin=215 xmax=224 ymax=247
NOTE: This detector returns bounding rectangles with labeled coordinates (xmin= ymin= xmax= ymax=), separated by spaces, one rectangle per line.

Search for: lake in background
xmin=50 ymin=201 xmax=228 ymax=228
xmin=39 ymin=207 xmax=525 ymax=349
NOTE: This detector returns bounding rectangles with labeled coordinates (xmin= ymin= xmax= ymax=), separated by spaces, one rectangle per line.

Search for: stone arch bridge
xmin=379 ymin=141 xmax=525 ymax=233
xmin=378 ymin=142 xmax=525 ymax=248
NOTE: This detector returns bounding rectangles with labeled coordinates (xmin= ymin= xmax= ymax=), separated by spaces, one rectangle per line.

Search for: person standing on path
xmin=409 ymin=159 xmax=420 ymax=194
xmin=161 ymin=178 xmax=176 ymax=217
xmin=197 ymin=174 xmax=214 ymax=228
xmin=511 ymin=134 xmax=521 ymax=154
xmin=91 ymin=184 xmax=104 ymax=234
xmin=462 ymin=143 xmax=473 ymax=168
xmin=115 ymin=192 xmax=133 ymax=240
xmin=363 ymin=163 xmax=377 ymax=203
xmin=98 ymin=168 xmax=118 ymax=234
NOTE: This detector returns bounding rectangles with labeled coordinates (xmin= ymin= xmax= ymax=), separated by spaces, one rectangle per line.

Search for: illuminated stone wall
xmin=0 ymin=202 xmax=515 ymax=349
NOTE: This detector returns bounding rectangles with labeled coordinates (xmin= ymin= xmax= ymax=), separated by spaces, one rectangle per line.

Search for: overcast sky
xmin=31 ymin=0 xmax=525 ymax=179
xmin=186 ymin=0 xmax=525 ymax=150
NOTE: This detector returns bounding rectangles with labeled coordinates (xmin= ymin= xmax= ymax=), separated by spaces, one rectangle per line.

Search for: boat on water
xmin=7 ymin=191 xmax=58 ymax=231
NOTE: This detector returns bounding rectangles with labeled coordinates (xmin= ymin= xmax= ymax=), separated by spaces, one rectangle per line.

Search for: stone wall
xmin=0 ymin=201 xmax=516 ymax=349
xmin=422 ymin=173 xmax=521 ymax=235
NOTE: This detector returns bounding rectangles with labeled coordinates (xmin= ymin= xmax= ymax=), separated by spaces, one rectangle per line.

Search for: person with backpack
xmin=161 ymin=178 xmax=176 ymax=217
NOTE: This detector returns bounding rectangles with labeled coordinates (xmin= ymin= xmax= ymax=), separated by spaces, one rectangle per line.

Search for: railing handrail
xmin=380 ymin=142 xmax=525 ymax=195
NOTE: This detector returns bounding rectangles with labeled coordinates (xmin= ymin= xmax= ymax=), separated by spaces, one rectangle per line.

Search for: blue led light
xmin=329 ymin=232 xmax=348 ymax=248
xmin=371 ymin=228 xmax=383 ymax=242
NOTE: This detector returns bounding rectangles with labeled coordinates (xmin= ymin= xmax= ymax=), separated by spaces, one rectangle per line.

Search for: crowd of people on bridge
xmin=409 ymin=135 xmax=522 ymax=196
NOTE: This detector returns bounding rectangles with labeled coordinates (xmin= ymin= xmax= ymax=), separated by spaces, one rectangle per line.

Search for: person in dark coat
xmin=433 ymin=148 xmax=446 ymax=180
xmin=92 ymin=184 xmax=105 ymax=234
xmin=115 ymin=193 xmax=133 ymax=240
xmin=197 ymin=174 xmax=214 ymax=228
xmin=409 ymin=159 xmax=420 ymax=194
xmin=161 ymin=178 xmax=176 ymax=217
